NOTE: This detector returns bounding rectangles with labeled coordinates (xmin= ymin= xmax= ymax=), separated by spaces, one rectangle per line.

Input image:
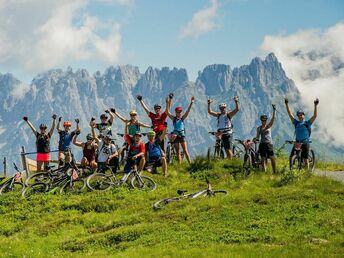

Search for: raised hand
xmin=110 ymin=108 xmax=116 ymax=113
xmin=75 ymin=118 xmax=80 ymax=124
xmin=105 ymin=110 xmax=109 ymax=114
xmin=191 ymin=96 xmax=195 ymax=103
xmin=137 ymin=95 xmax=143 ymax=101
xmin=233 ymin=96 xmax=239 ymax=102
xmin=52 ymin=114 xmax=57 ymax=120
xmin=314 ymin=98 xmax=319 ymax=105
xmin=284 ymin=98 xmax=289 ymax=104
xmin=169 ymin=93 xmax=174 ymax=99
xmin=207 ymin=99 xmax=213 ymax=105
xmin=23 ymin=116 xmax=28 ymax=122
xmin=272 ymin=104 xmax=276 ymax=110
xmin=58 ymin=117 xmax=62 ymax=122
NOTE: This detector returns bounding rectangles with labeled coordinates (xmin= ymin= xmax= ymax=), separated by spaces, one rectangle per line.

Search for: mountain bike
xmin=0 ymin=163 xmax=24 ymax=195
xmin=166 ymin=134 xmax=184 ymax=164
xmin=153 ymin=178 xmax=227 ymax=209
xmin=235 ymin=139 xmax=261 ymax=176
xmin=286 ymin=140 xmax=315 ymax=171
xmin=207 ymin=132 xmax=243 ymax=160
xmin=86 ymin=161 xmax=156 ymax=192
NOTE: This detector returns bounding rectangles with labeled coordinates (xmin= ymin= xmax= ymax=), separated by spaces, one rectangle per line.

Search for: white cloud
xmin=178 ymin=0 xmax=220 ymax=39
xmin=94 ymin=0 xmax=134 ymax=6
xmin=0 ymin=0 xmax=122 ymax=73
xmin=261 ymin=22 xmax=344 ymax=147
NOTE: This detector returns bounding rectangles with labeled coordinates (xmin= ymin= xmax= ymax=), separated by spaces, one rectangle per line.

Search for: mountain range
xmin=0 ymin=53 xmax=342 ymax=172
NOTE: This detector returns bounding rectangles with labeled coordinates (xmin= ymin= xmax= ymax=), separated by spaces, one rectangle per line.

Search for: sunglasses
xmin=130 ymin=114 xmax=137 ymax=116
xmin=261 ymin=120 xmax=267 ymax=122
xmin=87 ymin=138 xmax=93 ymax=141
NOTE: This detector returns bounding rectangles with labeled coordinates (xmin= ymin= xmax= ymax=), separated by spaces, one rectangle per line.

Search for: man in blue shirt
xmin=285 ymin=98 xmax=319 ymax=170
xmin=145 ymin=129 xmax=167 ymax=176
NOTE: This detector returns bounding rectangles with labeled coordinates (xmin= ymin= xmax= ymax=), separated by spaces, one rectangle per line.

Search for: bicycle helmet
xmin=175 ymin=106 xmax=183 ymax=112
xmin=86 ymin=134 xmax=93 ymax=140
xmin=100 ymin=114 xmax=108 ymax=119
xmin=296 ymin=110 xmax=304 ymax=116
xmin=129 ymin=110 xmax=137 ymax=116
xmin=39 ymin=123 xmax=47 ymax=129
xmin=147 ymin=130 xmax=156 ymax=137
xmin=260 ymin=115 xmax=268 ymax=121
xmin=63 ymin=121 xmax=72 ymax=127
xmin=219 ymin=103 xmax=227 ymax=109
xmin=134 ymin=131 xmax=142 ymax=137
xmin=154 ymin=104 xmax=162 ymax=109
xmin=104 ymin=134 xmax=113 ymax=140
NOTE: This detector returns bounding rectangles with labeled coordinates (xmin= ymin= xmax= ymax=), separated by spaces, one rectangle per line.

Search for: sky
xmin=0 ymin=0 xmax=342 ymax=82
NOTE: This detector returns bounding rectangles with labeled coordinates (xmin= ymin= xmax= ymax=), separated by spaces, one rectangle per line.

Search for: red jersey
xmin=125 ymin=135 xmax=145 ymax=157
xmin=149 ymin=111 xmax=167 ymax=133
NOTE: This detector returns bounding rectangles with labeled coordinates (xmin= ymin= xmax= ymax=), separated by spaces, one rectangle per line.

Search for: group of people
xmin=23 ymin=93 xmax=319 ymax=176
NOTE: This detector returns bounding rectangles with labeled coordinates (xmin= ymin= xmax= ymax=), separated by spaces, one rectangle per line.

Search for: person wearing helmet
xmin=285 ymin=98 xmax=319 ymax=170
xmin=22 ymin=114 xmax=57 ymax=172
xmin=72 ymin=133 xmax=98 ymax=170
xmin=208 ymin=96 xmax=240 ymax=159
xmin=91 ymin=124 xmax=118 ymax=173
xmin=166 ymin=96 xmax=195 ymax=164
xmin=91 ymin=109 xmax=115 ymax=136
xmin=254 ymin=104 xmax=277 ymax=173
xmin=57 ymin=117 xmax=80 ymax=166
xmin=112 ymin=108 xmax=151 ymax=137
xmin=137 ymin=95 xmax=168 ymax=150
xmin=144 ymin=129 xmax=168 ymax=176
xmin=123 ymin=125 xmax=146 ymax=174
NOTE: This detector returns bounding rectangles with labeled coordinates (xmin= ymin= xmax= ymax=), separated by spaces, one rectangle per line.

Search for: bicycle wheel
xmin=308 ymin=149 xmax=315 ymax=171
xmin=243 ymin=153 xmax=252 ymax=176
xmin=289 ymin=155 xmax=300 ymax=171
xmin=209 ymin=190 xmax=228 ymax=196
xmin=60 ymin=179 xmax=86 ymax=194
xmin=166 ymin=145 xmax=172 ymax=164
xmin=153 ymin=196 xmax=184 ymax=210
xmin=0 ymin=182 xmax=24 ymax=195
xmin=22 ymin=182 xmax=48 ymax=198
xmin=131 ymin=175 xmax=157 ymax=191
xmin=25 ymin=172 xmax=51 ymax=186
xmin=86 ymin=173 xmax=113 ymax=191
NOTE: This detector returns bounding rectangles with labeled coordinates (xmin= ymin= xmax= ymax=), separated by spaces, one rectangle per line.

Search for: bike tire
xmin=60 ymin=179 xmax=86 ymax=194
xmin=166 ymin=145 xmax=172 ymax=164
xmin=25 ymin=172 xmax=51 ymax=186
xmin=153 ymin=196 xmax=184 ymax=210
xmin=22 ymin=182 xmax=48 ymax=198
xmin=0 ymin=182 xmax=24 ymax=195
xmin=309 ymin=149 xmax=315 ymax=171
xmin=131 ymin=175 xmax=157 ymax=191
xmin=86 ymin=173 xmax=113 ymax=191
xmin=210 ymin=190 xmax=228 ymax=196
xmin=243 ymin=153 xmax=252 ymax=177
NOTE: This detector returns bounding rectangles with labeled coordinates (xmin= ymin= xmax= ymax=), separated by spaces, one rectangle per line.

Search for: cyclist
xmin=207 ymin=96 xmax=240 ymax=159
xmin=285 ymin=98 xmax=319 ymax=170
xmin=123 ymin=123 xmax=146 ymax=174
xmin=145 ymin=129 xmax=168 ymax=176
xmin=72 ymin=132 xmax=98 ymax=170
xmin=91 ymin=124 xmax=118 ymax=173
xmin=137 ymin=94 xmax=167 ymax=150
xmin=112 ymin=108 xmax=151 ymax=136
xmin=254 ymin=104 xmax=277 ymax=173
xmin=57 ymin=117 xmax=80 ymax=167
xmin=93 ymin=110 xmax=115 ymax=136
xmin=166 ymin=95 xmax=195 ymax=164
xmin=22 ymin=114 xmax=57 ymax=172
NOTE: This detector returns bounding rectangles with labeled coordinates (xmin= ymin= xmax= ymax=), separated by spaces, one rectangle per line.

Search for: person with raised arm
xmin=111 ymin=108 xmax=151 ymax=137
xmin=73 ymin=132 xmax=98 ymax=170
xmin=91 ymin=122 xmax=118 ymax=174
xmin=254 ymin=104 xmax=277 ymax=173
xmin=57 ymin=117 xmax=80 ymax=167
xmin=94 ymin=109 xmax=115 ymax=136
xmin=285 ymin=97 xmax=319 ymax=170
xmin=137 ymin=94 xmax=168 ymax=150
xmin=166 ymin=95 xmax=195 ymax=164
xmin=207 ymin=96 xmax=240 ymax=159
xmin=22 ymin=114 xmax=57 ymax=172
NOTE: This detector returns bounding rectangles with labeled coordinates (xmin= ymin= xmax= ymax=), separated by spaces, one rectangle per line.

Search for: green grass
xmin=0 ymin=158 xmax=343 ymax=257
xmin=315 ymin=161 xmax=344 ymax=171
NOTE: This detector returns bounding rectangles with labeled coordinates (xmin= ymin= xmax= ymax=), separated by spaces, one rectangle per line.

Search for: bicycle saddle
xmin=177 ymin=189 xmax=188 ymax=195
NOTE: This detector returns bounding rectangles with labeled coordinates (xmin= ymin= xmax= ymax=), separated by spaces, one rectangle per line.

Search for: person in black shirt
xmin=23 ymin=115 xmax=57 ymax=172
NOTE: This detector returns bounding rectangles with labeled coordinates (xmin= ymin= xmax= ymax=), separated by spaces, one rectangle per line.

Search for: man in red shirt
xmin=137 ymin=94 xmax=168 ymax=150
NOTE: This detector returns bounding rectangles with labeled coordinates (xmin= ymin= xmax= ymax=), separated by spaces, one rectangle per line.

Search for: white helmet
xmin=219 ymin=103 xmax=227 ymax=109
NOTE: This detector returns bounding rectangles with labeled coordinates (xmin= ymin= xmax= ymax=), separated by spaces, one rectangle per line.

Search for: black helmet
xmin=100 ymin=114 xmax=108 ymax=119
xmin=154 ymin=104 xmax=162 ymax=109
xmin=86 ymin=134 xmax=93 ymax=140
xmin=260 ymin=115 xmax=268 ymax=121
xmin=39 ymin=124 xmax=47 ymax=129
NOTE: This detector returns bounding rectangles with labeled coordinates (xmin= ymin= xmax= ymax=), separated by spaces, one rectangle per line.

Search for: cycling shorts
xmin=258 ymin=143 xmax=274 ymax=158
xmin=221 ymin=133 xmax=233 ymax=151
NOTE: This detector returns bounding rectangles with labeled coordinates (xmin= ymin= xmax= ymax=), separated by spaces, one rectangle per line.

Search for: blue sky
xmin=0 ymin=0 xmax=343 ymax=81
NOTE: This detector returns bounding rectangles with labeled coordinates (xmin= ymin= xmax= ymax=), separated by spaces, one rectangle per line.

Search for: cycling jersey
xmin=58 ymin=131 xmax=76 ymax=151
xmin=35 ymin=132 xmax=51 ymax=153
xmin=293 ymin=119 xmax=311 ymax=143
xmin=97 ymin=140 xmax=117 ymax=163
xmin=172 ymin=117 xmax=185 ymax=136
xmin=125 ymin=135 xmax=145 ymax=157
xmin=217 ymin=113 xmax=233 ymax=133
xmin=96 ymin=121 xmax=112 ymax=136
xmin=145 ymin=138 xmax=162 ymax=158
xmin=128 ymin=123 xmax=140 ymax=136
xmin=83 ymin=143 xmax=96 ymax=162
xmin=149 ymin=112 xmax=167 ymax=133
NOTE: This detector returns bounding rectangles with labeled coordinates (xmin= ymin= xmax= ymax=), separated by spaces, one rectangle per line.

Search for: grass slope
xmin=0 ymin=158 xmax=343 ymax=258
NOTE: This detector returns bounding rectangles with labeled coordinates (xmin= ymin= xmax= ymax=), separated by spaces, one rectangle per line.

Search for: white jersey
xmin=97 ymin=140 xmax=117 ymax=163
xmin=217 ymin=113 xmax=233 ymax=133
